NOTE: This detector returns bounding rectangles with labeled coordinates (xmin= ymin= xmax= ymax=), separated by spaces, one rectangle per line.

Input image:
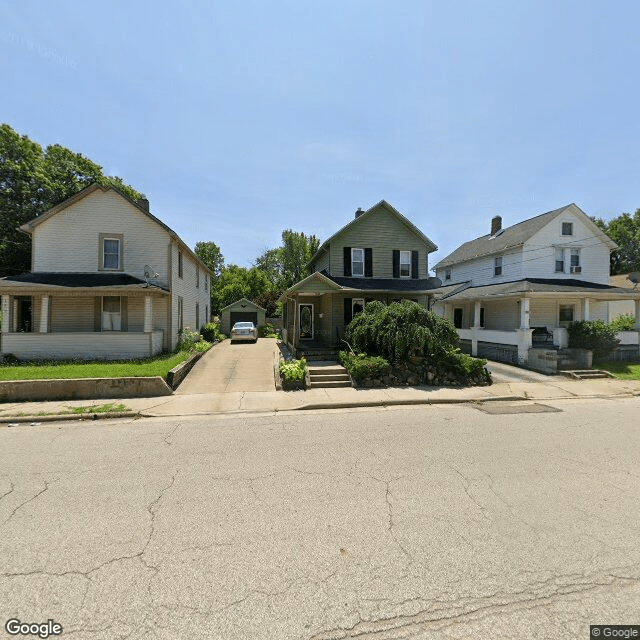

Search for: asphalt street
xmin=1 ymin=398 xmax=639 ymax=639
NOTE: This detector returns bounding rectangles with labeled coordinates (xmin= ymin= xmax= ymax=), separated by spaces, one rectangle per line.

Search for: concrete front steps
xmin=560 ymin=370 xmax=614 ymax=380
xmin=308 ymin=362 xmax=352 ymax=389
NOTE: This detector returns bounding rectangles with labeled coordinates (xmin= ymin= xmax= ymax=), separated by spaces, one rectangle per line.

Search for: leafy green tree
xmin=194 ymin=241 xmax=225 ymax=281
xmin=593 ymin=210 xmax=640 ymax=275
xmin=210 ymin=264 xmax=271 ymax=313
xmin=0 ymin=124 xmax=141 ymax=277
xmin=253 ymin=247 xmax=283 ymax=288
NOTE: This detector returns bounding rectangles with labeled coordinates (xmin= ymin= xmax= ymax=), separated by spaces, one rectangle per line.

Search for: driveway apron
xmin=176 ymin=339 xmax=277 ymax=394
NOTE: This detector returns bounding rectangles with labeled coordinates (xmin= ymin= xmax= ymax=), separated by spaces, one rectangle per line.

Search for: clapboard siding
xmin=51 ymin=297 xmax=95 ymax=332
xmin=313 ymin=250 xmax=330 ymax=274
xmin=33 ymin=190 xmax=171 ymax=285
xmin=529 ymin=299 xmax=557 ymax=328
xmin=329 ymin=207 xmax=430 ymax=278
xmin=435 ymin=248 xmax=523 ymax=287
xmin=484 ymin=299 xmax=518 ymax=331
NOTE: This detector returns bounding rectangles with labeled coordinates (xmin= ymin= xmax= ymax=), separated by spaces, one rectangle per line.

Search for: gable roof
xmin=18 ymin=183 xmax=212 ymax=275
xmin=309 ymin=199 xmax=438 ymax=267
xmin=220 ymin=297 xmax=266 ymax=312
xmin=434 ymin=204 xmax=617 ymax=269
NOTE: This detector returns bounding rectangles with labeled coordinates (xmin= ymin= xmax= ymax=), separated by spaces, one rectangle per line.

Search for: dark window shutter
xmin=364 ymin=248 xmax=373 ymax=277
xmin=344 ymin=297 xmax=352 ymax=325
xmin=343 ymin=247 xmax=351 ymax=276
xmin=392 ymin=250 xmax=400 ymax=278
xmin=94 ymin=297 xmax=102 ymax=332
xmin=121 ymin=297 xmax=128 ymax=332
xmin=411 ymin=250 xmax=419 ymax=279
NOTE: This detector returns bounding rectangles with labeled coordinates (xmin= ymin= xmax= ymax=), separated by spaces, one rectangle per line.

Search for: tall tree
xmin=0 ymin=124 xmax=141 ymax=277
xmin=210 ymin=264 xmax=271 ymax=314
xmin=280 ymin=229 xmax=320 ymax=289
xmin=194 ymin=241 xmax=225 ymax=281
xmin=593 ymin=210 xmax=640 ymax=275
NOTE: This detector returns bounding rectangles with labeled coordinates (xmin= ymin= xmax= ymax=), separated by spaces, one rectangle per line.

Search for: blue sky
xmin=2 ymin=1 xmax=639 ymax=270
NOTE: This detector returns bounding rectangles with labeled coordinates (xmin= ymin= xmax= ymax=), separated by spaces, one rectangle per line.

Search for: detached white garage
xmin=220 ymin=298 xmax=266 ymax=335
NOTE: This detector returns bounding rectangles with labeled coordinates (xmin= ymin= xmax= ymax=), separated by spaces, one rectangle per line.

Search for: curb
xmin=0 ymin=411 xmax=141 ymax=425
xmin=295 ymin=395 xmax=526 ymax=411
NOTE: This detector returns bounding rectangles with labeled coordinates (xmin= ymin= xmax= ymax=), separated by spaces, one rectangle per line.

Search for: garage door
xmin=230 ymin=311 xmax=258 ymax=327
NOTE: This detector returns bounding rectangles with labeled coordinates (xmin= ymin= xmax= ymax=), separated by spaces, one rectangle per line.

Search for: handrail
xmin=340 ymin=338 xmax=355 ymax=355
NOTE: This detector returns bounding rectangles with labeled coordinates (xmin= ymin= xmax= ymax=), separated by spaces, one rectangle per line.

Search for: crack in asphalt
xmin=3 ymin=480 xmax=51 ymax=525
xmin=305 ymin=571 xmax=640 ymax=639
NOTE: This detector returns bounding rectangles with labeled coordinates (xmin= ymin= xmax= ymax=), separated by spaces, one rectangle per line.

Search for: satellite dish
xmin=628 ymin=272 xmax=640 ymax=288
xmin=143 ymin=265 xmax=160 ymax=287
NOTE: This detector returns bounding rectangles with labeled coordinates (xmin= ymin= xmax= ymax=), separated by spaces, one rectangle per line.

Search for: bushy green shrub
xmin=258 ymin=323 xmax=279 ymax=338
xmin=177 ymin=327 xmax=202 ymax=351
xmin=609 ymin=314 xmax=636 ymax=332
xmin=440 ymin=348 xmax=491 ymax=383
xmin=568 ymin=320 xmax=620 ymax=358
xmin=345 ymin=300 xmax=460 ymax=363
xmin=339 ymin=351 xmax=389 ymax=381
xmin=193 ymin=340 xmax=213 ymax=352
xmin=200 ymin=322 xmax=226 ymax=342
xmin=279 ymin=358 xmax=307 ymax=382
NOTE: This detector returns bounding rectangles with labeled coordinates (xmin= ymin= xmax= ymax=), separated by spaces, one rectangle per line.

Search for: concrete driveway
xmin=177 ymin=338 xmax=278 ymax=394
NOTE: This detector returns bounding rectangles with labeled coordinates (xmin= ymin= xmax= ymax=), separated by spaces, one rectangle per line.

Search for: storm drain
xmin=473 ymin=402 xmax=562 ymax=415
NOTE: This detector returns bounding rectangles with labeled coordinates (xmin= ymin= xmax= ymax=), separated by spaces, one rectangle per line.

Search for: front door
xmin=299 ymin=304 xmax=314 ymax=340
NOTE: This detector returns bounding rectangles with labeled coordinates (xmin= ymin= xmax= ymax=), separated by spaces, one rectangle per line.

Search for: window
xmin=494 ymin=256 xmax=503 ymax=276
xmin=196 ymin=268 xmax=200 ymax=288
xmin=559 ymin=304 xmax=574 ymax=326
xmin=177 ymin=297 xmax=183 ymax=332
xmin=352 ymin=298 xmax=365 ymax=317
xmin=562 ymin=222 xmax=573 ymax=236
xmin=178 ymin=252 xmax=183 ymax=278
xmin=399 ymin=251 xmax=411 ymax=278
xmin=103 ymin=238 xmax=120 ymax=269
xmin=102 ymin=296 xmax=121 ymax=331
xmin=196 ymin=303 xmax=200 ymax=329
xmin=444 ymin=268 xmax=451 ymax=281
xmin=453 ymin=308 xmax=463 ymax=329
xmin=205 ymin=274 xmax=209 ymax=291
xmin=555 ymin=247 xmax=565 ymax=272
xmin=570 ymin=249 xmax=581 ymax=273
xmin=351 ymin=248 xmax=364 ymax=277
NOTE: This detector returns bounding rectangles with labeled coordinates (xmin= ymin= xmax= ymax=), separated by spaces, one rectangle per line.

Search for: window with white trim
xmin=562 ymin=222 xmax=573 ymax=236
xmin=494 ymin=256 xmax=503 ymax=276
xmin=177 ymin=297 xmax=183 ymax=332
xmin=444 ymin=268 xmax=451 ymax=281
xmin=351 ymin=248 xmax=364 ymax=277
xmin=196 ymin=268 xmax=200 ymax=288
xmin=555 ymin=247 xmax=565 ymax=273
xmin=400 ymin=251 xmax=411 ymax=278
xmin=178 ymin=252 xmax=183 ymax=278
xmin=102 ymin=296 xmax=121 ymax=331
xmin=559 ymin=304 xmax=574 ymax=326
xmin=103 ymin=238 xmax=120 ymax=270
xmin=570 ymin=249 xmax=581 ymax=273
xmin=352 ymin=298 xmax=365 ymax=317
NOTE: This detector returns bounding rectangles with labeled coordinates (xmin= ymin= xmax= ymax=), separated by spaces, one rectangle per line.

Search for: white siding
xmin=608 ymin=300 xmax=635 ymax=321
xmin=484 ymin=299 xmax=518 ymax=331
xmin=435 ymin=248 xmax=523 ymax=287
xmin=33 ymin=190 xmax=171 ymax=286
xmin=524 ymin=206 xmax=612 ymax=284
xmin=51 ymin=298 xmax=95 ymax=332
xmin=529 ymin=300 xmax=557 ymax=328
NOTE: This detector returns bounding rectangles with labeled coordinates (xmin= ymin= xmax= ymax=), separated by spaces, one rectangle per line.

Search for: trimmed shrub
xmin=258 ymin=323 xmax=279 ymax=338
xmin=193 ymin=340 xmax=213 ymax=352
xmin=609 ymin=314 xmax=636 ymax=332
xmin=346 ymin=300 xmax=460 ymax=364
xmin=200 ymin=322 xmax=226 ymax=342
xmin=568 ymin=320 xmax=620 ymax=358
xmin=339 ymin=351 xmax=390 ymax=381
xmin=279 ymin=358 xmax=307 ymax=383
xmin=177 ymin=327 xmax=202 ymax=351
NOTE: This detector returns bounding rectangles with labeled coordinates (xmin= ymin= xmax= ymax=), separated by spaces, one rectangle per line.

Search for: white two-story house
xmin=431 ymin=204 xmax=640 ymax=364
xmin=0 ymin=183 xmax=212 ymax=360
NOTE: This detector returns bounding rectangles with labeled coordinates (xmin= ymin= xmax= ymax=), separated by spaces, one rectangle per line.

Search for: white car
xmin=230 ymin=321 xmax=258 ymax=343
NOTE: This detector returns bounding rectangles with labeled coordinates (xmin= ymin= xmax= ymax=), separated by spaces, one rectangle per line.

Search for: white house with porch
xmin=0 ymin=184 xmax=212 ymax=361
xmin=431 ymin=204 xmax=640 ymax=365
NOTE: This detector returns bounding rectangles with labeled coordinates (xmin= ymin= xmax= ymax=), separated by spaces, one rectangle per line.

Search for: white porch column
xmin=1 ymin=296 xmax=10 ymax=333
xmin=635 ymin=299 xmax=640 ymax=331
xmin=519 ymin=298 xmax=530 ymax=329
xmin=471 ymin=300 xmax=482 ymax=356
xmin=144 ymin=296 xmax=153 ymax=333
xmin=473 ymin=300 xmax=481 ymax=327
xmin=581 ymin=297 xmax=590 ymax=321
xmin=39 ymin=295 xmax=49 ymax=333
xmin=12 ymin=299 xmax=18 ymax=332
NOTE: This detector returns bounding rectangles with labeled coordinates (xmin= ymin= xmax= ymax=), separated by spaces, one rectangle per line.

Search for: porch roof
xmin=0 ymin=272 xmax=169 ymax=295
xmin=435 ymin=278 xmax=640 ymax=301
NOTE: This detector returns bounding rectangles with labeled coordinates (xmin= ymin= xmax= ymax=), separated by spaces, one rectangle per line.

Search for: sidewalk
xmin=1 ymin=377 xmax=640 ymax=423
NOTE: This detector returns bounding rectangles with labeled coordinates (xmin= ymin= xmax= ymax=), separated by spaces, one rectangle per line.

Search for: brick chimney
xmin=138 ymin=196 xmax=149 ymax=212
xmin=491 ymin=215 xmax=502 ymax=235
xmin=355 ymin=207 xmax=364 ymax=219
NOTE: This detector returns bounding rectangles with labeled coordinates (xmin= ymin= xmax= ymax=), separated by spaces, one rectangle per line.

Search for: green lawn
xmin=0 ymin=350 xmax=194 ymax=381
xmin=596 ymin=361 xmax=640 ymax=380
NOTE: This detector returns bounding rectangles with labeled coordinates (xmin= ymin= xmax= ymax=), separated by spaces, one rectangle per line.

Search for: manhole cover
xmin=473 ymin=402 xmax=562 ymax=415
